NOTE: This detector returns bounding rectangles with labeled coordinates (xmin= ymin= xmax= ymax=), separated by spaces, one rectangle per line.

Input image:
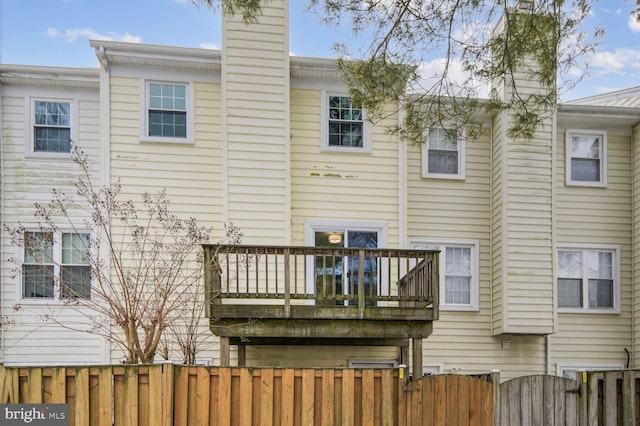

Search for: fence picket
xmin=341 ymin=368 xmax=355 ymax=426
xmin=74 ymin=368 xmax=89 ymax=426
xmin=0 ymin=365 xmax=498 ymax=425
xmin=301 ymin=369 xmax=315 ymax=425
xmin=261 ymin=368 xmax=274 ymax=426
xmin=98 ymin=367 xmax=112 ymax=426
xmin=239 ymin=367 xmax=253 ymax=426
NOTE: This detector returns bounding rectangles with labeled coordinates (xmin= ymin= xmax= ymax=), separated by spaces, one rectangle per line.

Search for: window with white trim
xmin=566 ymin=129 xmax=607 ymax=186
xmin=33 ymin=100 xmax=71 ymax=153
xmin=411 ymin=240 xmax=479 ymax=311
xmin=323 ymin=94 xmax=370 ymax=152
xmin=422 ymin=128 xmax=465 ymax=179
xmin=22 ymin=231 xmax=91 ymax=299
xmin=143 ymin=81 xmax=192 ymax=143
xmin=557 ymin=245 xmax=619 ymax=312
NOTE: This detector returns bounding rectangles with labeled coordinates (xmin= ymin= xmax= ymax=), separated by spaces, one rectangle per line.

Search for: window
xmin=558 ymin=365 xmax=622 ymax=381
xmin=143 ymin=81 xmax=192 ymax=143
xmin=557 ymin=245 xmax=619 ymax=312
xmin=33 ymin=100 xmax=71 ymax=153
xmin=422 ymin=128 xmax=465 ymax=179
xmin=22 ymin=231 xmax=91 ymax=299
xmin=566 ymin=130 xmax=607 ymax=186
xmin=411 ymin=240 xmax=479 ymax=311
xmin=323 ymin=94 xmax=370 ymax=152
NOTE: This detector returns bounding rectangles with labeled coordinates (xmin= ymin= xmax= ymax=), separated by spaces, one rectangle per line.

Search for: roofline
xmin=566 ymin=86 xmax=640 ymax=105
xmin=0 ymin=64 xmax=99 ymax=88
xmin=559 ymin=103 xmax=640 ymax=120
xmin=90 ymin=40 xmax=343 ymax=79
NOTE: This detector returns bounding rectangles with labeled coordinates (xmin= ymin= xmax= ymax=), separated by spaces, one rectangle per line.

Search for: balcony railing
xmin=203 ymin=245 xmax=439 ymax=322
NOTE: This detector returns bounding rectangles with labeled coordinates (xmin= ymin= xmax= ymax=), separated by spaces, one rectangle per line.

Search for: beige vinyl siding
xmin=491 ymin=114 xmax=506 ymax=334
xmin=222 ymin=0 xmax=290 ymax=244
xmin=109 ymin=77 xmax=224 ymax=231
xmin=552 ymin=130 xmax=632 ymax=369
xmin=108 ymin=77 xmax=223 ymax=363
xmin=405 ymin=127 xmax=532 ymax=376
xmin=489 ymin=56 xmax=556 ymax=334
xmin=290 ymin=89 xmax=400 ymax=246
xmin=634 ymin=124 xmax=640 ymax=367
xmin=1 ymin=87 xmax=103 ymax=365
xmin=244 ymin=346 xmax=399 ymax=368
xmin=502 ymin=128 xmax=555 ymax=334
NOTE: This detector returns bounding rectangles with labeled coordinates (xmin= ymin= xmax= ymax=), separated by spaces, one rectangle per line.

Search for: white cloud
xmin=587 ymin=48 xmax=640 ymax=77
xmin=629 ymin=14 xmax=640 ymax=33
xmin=47 ymin=27 xmax=142 ymax=43
xmin=412 ymin=57 xmax=491 ymax=98
xmin=198 ymin=42 xmax=219 ymax=50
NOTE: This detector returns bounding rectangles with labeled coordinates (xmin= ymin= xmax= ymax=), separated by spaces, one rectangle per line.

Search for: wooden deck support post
xmin=220 ymin=337 xmax=230 ymax=366
xmin=237 ymin=345 xmax=246 ymax=367
xmin=412 ymin=338 xmax=422 ymax=380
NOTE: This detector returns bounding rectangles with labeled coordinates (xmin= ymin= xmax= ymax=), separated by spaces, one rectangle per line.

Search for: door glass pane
xmin=347 ymin=231 xmax=378 ymax=301
xmin=314 ymin=232 xmax=344 ymax=302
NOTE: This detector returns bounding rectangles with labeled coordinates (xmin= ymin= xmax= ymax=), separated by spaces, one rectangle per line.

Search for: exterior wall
xmin=290 ymin=88 xmax=400 ymax=246
xmin=406 ymin=125 xmax=548 ymax=381
xmin=106 ymin=70 xmax=224 ymax=363
xmin=222 ymin=0 xmax=291 ymax=244
xmin=0 ymin=81 xmax=104 ymax=364
xmin=635 ymin=123 xmax=640 ymax=368
xmin=550 ymin=127 xmax=633 ymax=372
xmin=489 ymin=25 xmax=556 ymax=335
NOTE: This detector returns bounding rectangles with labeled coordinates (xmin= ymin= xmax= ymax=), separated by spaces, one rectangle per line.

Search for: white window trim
xmin=421 ymin=128 xmax=466 ymax=180
xmin=410 ymin=238 xmax=479 ymax=311
xmin=139 ymin=79 xmax=195 ymax=145
xmin=556 ymin=243 xmax=620 ymax=314
xmin=304 ymin=219 xmax=388 ymax=298
xmin=321 ymin=92 xmax=372 ymax=153
xmin=565 ymin=129 xmax=607 ymax=187
xmin=557 ymin=364 xmax=623 ymax=381
xmin=26 ymin=97 xmax=76 ymax=158
xmin=18 ymin=229 xmax=93 ymax=303
xmin=423 ymin=363 xmax=444 ymax=375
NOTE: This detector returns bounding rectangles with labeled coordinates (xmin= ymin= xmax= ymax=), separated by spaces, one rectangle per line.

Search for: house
xmin=1 ymin=0 xmax=640 ymax=382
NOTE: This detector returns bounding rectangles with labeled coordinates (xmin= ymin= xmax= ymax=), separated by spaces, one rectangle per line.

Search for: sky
xmin=0 ymin=0 xmax=639 ymax=101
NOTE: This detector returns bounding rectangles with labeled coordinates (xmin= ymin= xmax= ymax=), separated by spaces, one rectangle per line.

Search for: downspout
xmin=96 ymin=46 xmax=112 ymax=363
xmin=546 ymin=335 xmax=551 ymax=375
xmin=548 ymin=103 xmax=558 ymax=376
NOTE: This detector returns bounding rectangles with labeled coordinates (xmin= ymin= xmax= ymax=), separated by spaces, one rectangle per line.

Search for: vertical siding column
xmin=490 ymin=11 xmax=556 ymax=336
xmin=632 ymin=123 xmax=640 ymax=367
xmin=221 ymin=0 xmax=291 ymax=244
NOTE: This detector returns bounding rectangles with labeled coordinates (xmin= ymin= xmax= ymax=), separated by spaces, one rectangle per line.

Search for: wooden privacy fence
xmin=497 ymin=370 xmax=640 ymax=425
xmin=0 ymin=364 xmax=495 ymax=425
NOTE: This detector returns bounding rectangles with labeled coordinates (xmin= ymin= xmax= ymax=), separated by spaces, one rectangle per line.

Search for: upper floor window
xmin=33 ymin=100 xmax=71 ymax=153
xmin=22 ymin=231 xmax=91 ymax=300
xmin=411 ymin=239 xmax=479 ymax=311
xmin=323 ymin=94 xmax=370 ymax=152
xmin=142 ymin=81 xmax=193 ymax=144
xmin=566 ymin=130 xmax=607 ymax=187
xmin=557 ymin=245 xmax=619 ymax=313
xmin=422 ymin=128 xmax=465 ymax=179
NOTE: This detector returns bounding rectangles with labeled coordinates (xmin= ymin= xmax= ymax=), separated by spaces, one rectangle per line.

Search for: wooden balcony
xmin=204 ymin=245 xmax=438 ymax=350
